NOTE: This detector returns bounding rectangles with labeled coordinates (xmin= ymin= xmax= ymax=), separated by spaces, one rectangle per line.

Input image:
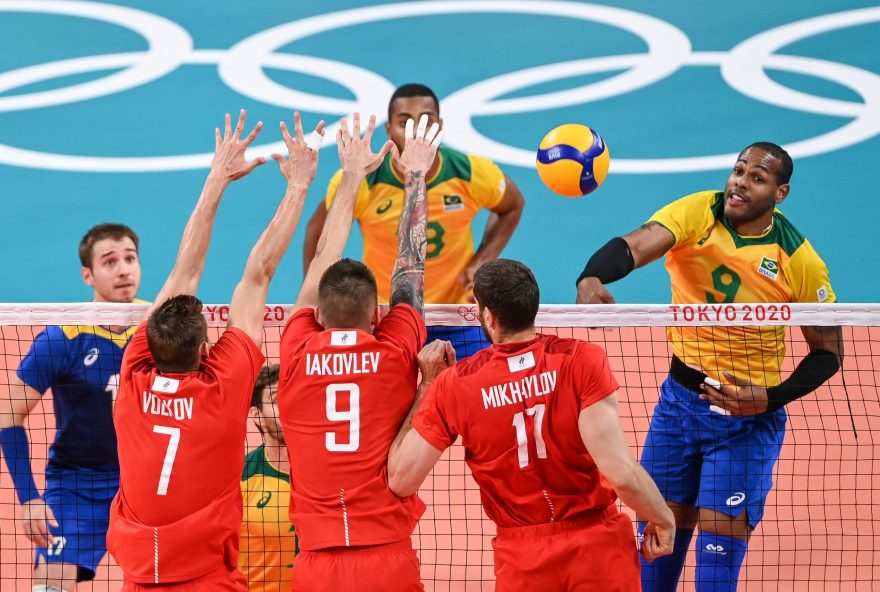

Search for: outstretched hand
xmin=272 ymin=112 xmax=325 ymax=186
xmin=337 ymin=113 xmax=396 ymax=176
xmin=211 ymin=109 xmax=266 ymax=181
xmin=576 ymin=277 xmax=616 ymax=304
xmin=394 ymin=114 xmax=443 ymax=174
xmin=700 ymin=372 xmax=769 ymax=415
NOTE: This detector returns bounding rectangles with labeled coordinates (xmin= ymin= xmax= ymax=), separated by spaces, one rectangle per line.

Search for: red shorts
xmin=292 ymin=538 xmax=423 ymax=592
xmin=121 ymin=566 xmax=247 ymax=591
xmin=492 ymin=506 xmax=639 ymax=592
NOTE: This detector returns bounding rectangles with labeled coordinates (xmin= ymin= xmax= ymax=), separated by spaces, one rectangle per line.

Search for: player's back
xmin=415 ymin=334 xmax=619 ymax=528
xmin=278 ymin=306 xmax=425 ymax=550
xmin=108 ymin=324 xmax=264 ymax=583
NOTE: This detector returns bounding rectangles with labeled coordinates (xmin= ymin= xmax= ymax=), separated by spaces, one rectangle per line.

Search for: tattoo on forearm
xmin=391 ymin=171 xmax=428 ymax=315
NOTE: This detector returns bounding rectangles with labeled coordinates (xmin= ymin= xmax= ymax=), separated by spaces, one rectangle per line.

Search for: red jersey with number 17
xmin=278 ymin=305 xmax=426 ymax=550
xmin=413 ymin=335 xmax=619 ymax=528
xmin=108 ymin=322 xmax=264 ymax=583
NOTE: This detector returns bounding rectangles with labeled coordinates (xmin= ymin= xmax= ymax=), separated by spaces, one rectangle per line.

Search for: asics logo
xmin=726 ymin=492 xmax=746 ymax=506
xmin=83 ymin=347 xmax=100 ymax=367
xmin=0 ymin=3 xmax=876 ymax=173
xmin=705 ymin=544 xmax=727 ymax=555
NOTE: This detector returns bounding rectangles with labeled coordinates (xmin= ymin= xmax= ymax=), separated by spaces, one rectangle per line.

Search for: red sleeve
xmin=574 ymin=342 xmax=619 ymax=410
xmin=280 ymin=307 xmax=323 ymax=361
xmin=413 ymin=372 xmax=457 ymax=452
xmin=374 ymin=304 xmax=427 ymax=361
xmin=121 ymin=321 xmax=152 ymax=379
xmin=203 ymin=327 xmax=266 ymax=408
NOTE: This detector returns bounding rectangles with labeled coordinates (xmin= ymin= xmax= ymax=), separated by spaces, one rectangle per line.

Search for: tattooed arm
xmin=389 ymin=115 xmax=444 ymax=316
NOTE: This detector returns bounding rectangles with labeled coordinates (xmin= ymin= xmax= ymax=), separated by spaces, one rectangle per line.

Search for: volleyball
xmin=535 ymin=124 xmax=610 ymax=197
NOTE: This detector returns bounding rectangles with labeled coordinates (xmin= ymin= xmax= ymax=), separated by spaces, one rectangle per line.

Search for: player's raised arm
xmin=575 ymin=222 xmax=675 ymax=304
xmin=294 ymin=113 xmax=395 ymax=310
xmin=227 ymin=113 xmax=325 ymax=347
xmin=578 ymin=393 xmax=676 ymax=562
xmin=389 ymin=115 xmax=443 ymax=316
xmin=151 ymin=110 xmax=266 ymax=314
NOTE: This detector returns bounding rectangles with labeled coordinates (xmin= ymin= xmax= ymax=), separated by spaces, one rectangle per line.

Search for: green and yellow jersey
xmin=240 ymin=445 xmax=298 ymax=592
xmin=649 ymin=190 xmax=835 ymax=387
xmin=325 ymin=145 xmax=506 ymax=304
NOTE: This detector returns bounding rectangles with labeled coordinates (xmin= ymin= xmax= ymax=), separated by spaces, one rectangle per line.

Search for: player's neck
xmin=263 ymin=439 xmax=289 ymax=473
xmin=729 ymin=213 xmax=774 ymax=237
xmin=492 ymin=327 xmax=537 ymax=345
xmin=91 ymin=293 xmax=134 ymax=334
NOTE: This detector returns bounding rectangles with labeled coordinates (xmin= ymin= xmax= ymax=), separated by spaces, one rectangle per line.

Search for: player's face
xmin=386 ymin=96 xmax=442 ymax=154
xmin=258 ymin=383 xmax=285 ymax=445
xmin=723 ymin=148 xmax=789 ymax=231
xmin=82 ymin=237 xmax=141 ymax=303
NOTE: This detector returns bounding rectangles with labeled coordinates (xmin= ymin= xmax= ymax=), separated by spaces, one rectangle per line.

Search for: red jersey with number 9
xmin=413 ymin=335 xmax=619 ymax=528
xmin=278 ymin=305 xmax=426 ymax=550
xmin=108 ymin=322 xmax=264 ymax=583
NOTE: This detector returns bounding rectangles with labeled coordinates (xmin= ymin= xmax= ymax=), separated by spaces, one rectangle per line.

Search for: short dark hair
xmin=741 ymin=142 xmax=793 ymax=185
xmin=147 ymin=295 xmax=208 ymax=373
xmin=318 ymin=259 xmax=378 ymax=328
xmin=79 ymin=223 xmax=139 ymax=268
xmin=387 ymin=83 xmax=440 ymax=120
xmin=473 ymin=259 xmax=540 ymax=333
xmin=251 ymin=364 xmax=280 ymax=408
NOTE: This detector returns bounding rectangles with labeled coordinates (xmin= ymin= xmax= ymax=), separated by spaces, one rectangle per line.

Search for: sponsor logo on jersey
xmin=817 ymin=285 xmax=829 ymax=302
xmin=330 ymin=330 xmax=357 ymax=346
xmin=757 ymin=256 xmax=779 ymax=280
xmin=257 ymin=491 xmax=272 ymax=508
xmin=704 ymin=544 xmax=727 ymax=555
xmin=151 ymin=376 xmax=180 ymax=394
xmin=442 ymin=194 xmax=464 ymax=211
xmin=726 ymin=492 xmax=746 ymax=506
xmin=376 ymin=198 xmax=392 ymax=214
xmin=83 ymin=347 xmax=100 ymax=367
xmin=507 ymin=351 xmax=535 ymax=372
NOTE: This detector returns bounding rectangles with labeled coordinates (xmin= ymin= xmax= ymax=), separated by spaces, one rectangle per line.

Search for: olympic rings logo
xmin=1 ymin=1 xmax=879 ymax=173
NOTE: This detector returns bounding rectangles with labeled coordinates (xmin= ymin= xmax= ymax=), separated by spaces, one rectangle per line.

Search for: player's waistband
xmin=300 ymin=537 xmax=414 ymax=557
xmin=668 ymin=355 xmax=709 ymax=395
xmin=494 ymin=504 xmax=619 ymax=540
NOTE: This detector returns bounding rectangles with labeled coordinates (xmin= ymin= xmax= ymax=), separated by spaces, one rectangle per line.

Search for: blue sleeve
xmin=16 ymin=327 xmax=70 ymax=395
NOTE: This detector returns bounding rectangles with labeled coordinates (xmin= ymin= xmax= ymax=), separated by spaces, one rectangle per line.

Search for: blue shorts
xmin=426 ymin=325 xmax=490 ymax=360
xmin=640 ymin=376 xmax=786 ymax=528
xmin=36 ymin=467 xmax=119 ymax=581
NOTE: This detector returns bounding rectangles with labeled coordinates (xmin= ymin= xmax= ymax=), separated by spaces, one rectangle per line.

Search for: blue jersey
xmin=17 ymin=325 xmax=135 ymax=472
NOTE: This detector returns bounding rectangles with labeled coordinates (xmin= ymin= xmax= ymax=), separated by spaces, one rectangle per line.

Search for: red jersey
xmin=413 ymin=335 xmax=619 ymax=529
xmin=278 ymin=305 xmax=426 ymax=550
xmin=108 ymin=322 xmax=264 ymax=583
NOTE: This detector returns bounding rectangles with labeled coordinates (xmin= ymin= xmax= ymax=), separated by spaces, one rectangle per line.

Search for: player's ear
xmin=199 ymin=341 xmax=210 ymax=359
xmin=371 ymin=306 xmax=380 ymax=328
xmin=315 ymin=307 xmax=325 ymax=328
xmin=81 ymin=266 xmax=94 ymax=288
xmin=775 ymin=183 xmax=790 ymax=204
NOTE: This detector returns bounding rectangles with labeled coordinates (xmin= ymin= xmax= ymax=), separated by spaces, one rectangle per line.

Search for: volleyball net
xmin=1 ymin=303 xmax=878 ymax=590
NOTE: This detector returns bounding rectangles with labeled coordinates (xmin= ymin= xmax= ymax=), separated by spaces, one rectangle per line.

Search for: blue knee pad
xmin=639 ymin=523 xmax=694 ymax=592
xmin=695 ymin=531 xmax=748 ymax=592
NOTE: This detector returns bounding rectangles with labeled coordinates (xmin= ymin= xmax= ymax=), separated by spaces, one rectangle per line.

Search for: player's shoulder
xmin=664 ymin=190 xmax=723 ymax=215
xmin=771 ymin=209 xmax=809 ymax=258
xmin=450 ymin=345 xmax=496 ymax=379
xmin=540 ymin=334 xmax=606 ymax=364
xmin=242 ymin=445 xmax=288 ymax=481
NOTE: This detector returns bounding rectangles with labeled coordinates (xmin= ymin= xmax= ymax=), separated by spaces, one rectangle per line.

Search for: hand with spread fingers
xmin=211 ymin=109 xmax=267 ymax=181
xmin=271 ymin=111 xmax=326 ymax=187
xmin=337 ymin=112 xmax=396 ymax=176
xmin=700 ymin=372 xmax=769 ymax=415
xmin=394 ymin=113 xmax=443 ymax=175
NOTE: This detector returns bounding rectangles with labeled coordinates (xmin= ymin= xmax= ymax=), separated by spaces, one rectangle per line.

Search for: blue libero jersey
xmin=17 ymin=325 xmax=135 ymax=472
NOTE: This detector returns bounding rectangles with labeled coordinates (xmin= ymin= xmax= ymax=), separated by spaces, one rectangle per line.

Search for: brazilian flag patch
xmin=757 ymin=256 xmax=779 ymax=280
xmin=443 ymin=194 xmax=464 ymax=211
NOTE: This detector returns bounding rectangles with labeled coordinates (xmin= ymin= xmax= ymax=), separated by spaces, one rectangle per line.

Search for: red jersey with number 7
xmin=278 ymin=305 xmax=426 ymax=550
xmin=108 ymin=322 xmax=264 ymax=583
xmin=413 ymin=335 xmax=619 ymax=528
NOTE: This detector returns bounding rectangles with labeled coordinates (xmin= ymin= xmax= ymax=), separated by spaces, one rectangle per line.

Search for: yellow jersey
xmin=649 ymin=190 xmax=835 ymax=386
xmin=240 ymin=446 xmax=298 ymax=592
xmin=325 ymin=146 xmax=506 ymax=304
